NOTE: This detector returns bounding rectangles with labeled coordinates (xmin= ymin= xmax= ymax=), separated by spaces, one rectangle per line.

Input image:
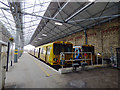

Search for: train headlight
xmin=53 ymin=58 xmax=58 ymax=62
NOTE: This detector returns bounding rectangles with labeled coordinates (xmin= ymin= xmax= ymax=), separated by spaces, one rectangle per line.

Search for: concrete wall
xmin=58 ymin=18 xmax=120 ymax=57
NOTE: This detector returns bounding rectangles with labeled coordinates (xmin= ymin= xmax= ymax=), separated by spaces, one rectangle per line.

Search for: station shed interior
xmin=0 ymin=0 xmax=120 ymax=89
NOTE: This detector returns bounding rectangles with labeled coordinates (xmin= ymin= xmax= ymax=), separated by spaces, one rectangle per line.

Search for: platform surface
xmin=5 ymin=53 xmax=119 ymax=88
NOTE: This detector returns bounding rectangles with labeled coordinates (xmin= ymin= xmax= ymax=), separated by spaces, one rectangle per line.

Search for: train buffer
xmin=72 ymin=63 xmax=80 ymax=72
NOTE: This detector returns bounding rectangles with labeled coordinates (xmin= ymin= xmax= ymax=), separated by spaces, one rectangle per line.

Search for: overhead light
xmin=42 ymin=34 xmax=47 ymax=36
xmin=34 ymin=41 xmax=37 ymax=42
xmin=38 ymin=38 xmax=42 ymax=40
xmin=88 ymin=0 xmax=95 ymax=2
xmin=55 ymin=22 xmax=63 ymax=26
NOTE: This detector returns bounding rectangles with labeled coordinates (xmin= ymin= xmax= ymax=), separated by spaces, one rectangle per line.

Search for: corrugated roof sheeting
xmin=30 ymin=2 xmax=119 ymax=47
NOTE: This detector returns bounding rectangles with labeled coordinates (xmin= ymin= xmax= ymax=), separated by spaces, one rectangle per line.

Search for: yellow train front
xmin=82 ymin=45 xmax=95 ymax=65
xmin=73 ymin=45 xmax=95 ymax=65
xmin=31 ymin=41 xmax=73 ymax=66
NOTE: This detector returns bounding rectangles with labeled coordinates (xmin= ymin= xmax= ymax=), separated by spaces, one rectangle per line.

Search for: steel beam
xmin=65 ymin=2 xmax=95 ymax=22
xmin=21 ymin=2 xmax=50 ymax=10
xmin=68 ymin=14 xmax=120 ymax=23
xmin=0 ymin=7 xmax=10 ymax=10
xmin=53 ymin=0 xmax=70 ymax=19
xmin=21 ymin=11 xmax=64 ymax=23
xmin=0 ymin=1 xmax=10 ymax=7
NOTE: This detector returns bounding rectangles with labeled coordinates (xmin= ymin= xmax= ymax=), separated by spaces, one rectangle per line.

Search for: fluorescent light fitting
xmin=55 ymin=22 xmax=63 ymax=26
xmin=34 ymin=41 xmax=37 ymax=42
xmin=42 ymin=34 xmax=47 ymax=36
xmin=38 ymin=38 xmax=42 ymax=39
xmin=88 ymin=0 xmax=95 ymax=2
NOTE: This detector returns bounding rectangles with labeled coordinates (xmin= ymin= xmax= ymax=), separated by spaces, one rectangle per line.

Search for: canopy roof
xmin=30 ymin=2 xmax=119 ymax=47
xmin=0 ymin=1 xmax=119 ymax=46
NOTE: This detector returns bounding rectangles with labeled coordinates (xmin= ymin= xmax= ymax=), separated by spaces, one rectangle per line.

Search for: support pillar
xmin=14 ymin=25 xmax=20 ymax=63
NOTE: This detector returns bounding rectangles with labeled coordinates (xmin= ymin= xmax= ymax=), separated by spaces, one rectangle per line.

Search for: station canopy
xmin=0 ymin=0 xmax=16 ymax=37
xmin=0 ymin=0 xmax=119 ymax=46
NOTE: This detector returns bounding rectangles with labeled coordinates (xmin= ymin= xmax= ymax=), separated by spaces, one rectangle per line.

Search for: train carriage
xmin=33 ymin=41 xmax=73 ymax=66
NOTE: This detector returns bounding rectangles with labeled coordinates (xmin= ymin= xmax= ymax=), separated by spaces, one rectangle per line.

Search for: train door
xmin=0 ymin=44 xmax=7 ymax=89
xmin=45 ymin=46 xmax=51 ymax=63
xmin=36 ymin=48 xmax=38 ymax=58
xmin=34 ymin=49 xmax=35 ymax=56
xmin=38 ymin=48 xmax=41 ymax=59
xmin=45 ymin=46 xmax=48 ymax=63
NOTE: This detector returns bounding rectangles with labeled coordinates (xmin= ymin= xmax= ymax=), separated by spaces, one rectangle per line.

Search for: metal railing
xmin=96 ymin=52 xmax=117 ymax=66
xmin=60 ymin=52 xmax=93 ymax=68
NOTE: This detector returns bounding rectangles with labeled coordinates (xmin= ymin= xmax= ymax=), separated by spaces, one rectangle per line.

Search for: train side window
xmin=37 ymin=49 xmax=38 ymax=53
xmin=37 ymin=49 xmax=39 ymax=53
xmin=41 ymin=48 xmax=44 ymax=54
xmin=47 ymin=48 xmax=50 ymax=55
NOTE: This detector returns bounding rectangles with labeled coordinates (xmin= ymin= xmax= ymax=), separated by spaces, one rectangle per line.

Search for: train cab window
xmin=53 ymin=43 xmax=72 ymax=55
xmin=76 ymin=49 xmax=78 ymax=56
xmin=66 ymin=44 xmax=72 ymax=52
xmin=41 ymin=48 xmax=44 ymax=54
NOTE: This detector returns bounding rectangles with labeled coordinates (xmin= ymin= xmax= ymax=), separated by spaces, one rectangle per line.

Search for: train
xmin=29 ymin=41 xmax=73 ymax=66
xmin=73 ymin=45 xmax=95 ymax=65
xmin=29 ymin=41 xmax=96 ymax=66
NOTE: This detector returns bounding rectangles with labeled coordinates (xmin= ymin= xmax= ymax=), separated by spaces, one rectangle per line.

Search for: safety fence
xmin=60 ymin=52 xmax=117 ymax=68
xmin=60 ymin=52 xmax=93 ymax=68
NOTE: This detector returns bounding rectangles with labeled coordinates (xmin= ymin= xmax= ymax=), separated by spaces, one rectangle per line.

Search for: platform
xmin=5 ymin=53 xmax=119 ymax=88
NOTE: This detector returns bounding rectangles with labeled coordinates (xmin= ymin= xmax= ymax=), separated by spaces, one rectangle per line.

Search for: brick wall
xmin=58 ymin=18 xmax=120 ymax=56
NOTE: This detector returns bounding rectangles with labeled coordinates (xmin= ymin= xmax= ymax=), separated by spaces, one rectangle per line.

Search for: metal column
xmin=6 ymin=42 xmax=10 ymax=71
xmin=14 ymin=24 xmax=20 ymax=63
xmin=9 ymin=2 xmax=24 ymax=63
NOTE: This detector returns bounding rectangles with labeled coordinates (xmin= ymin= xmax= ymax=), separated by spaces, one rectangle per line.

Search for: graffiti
xmin=87 ymin=32 xmax=96 ymax=37
xmin=102 ymin=26 xmax=119 ymax=34
xmin=68 ymin=38 xmax=73 ymax=41
xmin=75 ymin=35 xmax=83 ymax=39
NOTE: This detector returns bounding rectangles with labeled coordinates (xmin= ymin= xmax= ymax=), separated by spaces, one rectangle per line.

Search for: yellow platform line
xmin=32 ymin=59 xmax=50 ymax=77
